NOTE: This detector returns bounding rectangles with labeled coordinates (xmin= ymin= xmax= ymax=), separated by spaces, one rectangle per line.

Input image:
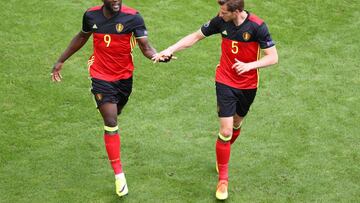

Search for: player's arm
xmin=152 ymin=30 xmax=205 ymax=62
xmin=51 ymin=31 xmax=92 ymax=82
xmin=137 ymin=37 xmax=174 ymax=62
xmin=253 ymin=46 xmax=278 ymax=68
xmin=136 ymin=37 xmax=157 ymax=60
xmin=232 ymin=46 xmax=278 ymax=75
xmin=166 ymin=30 xmax=205 ymax=54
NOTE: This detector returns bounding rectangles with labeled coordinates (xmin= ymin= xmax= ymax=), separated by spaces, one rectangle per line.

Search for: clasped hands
xmin=152 ymin=49 xmax=177 ymax=63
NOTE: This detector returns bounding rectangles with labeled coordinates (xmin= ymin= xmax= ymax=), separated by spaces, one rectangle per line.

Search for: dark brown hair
xmin=217 ymin=0 xmax=244 ymax=12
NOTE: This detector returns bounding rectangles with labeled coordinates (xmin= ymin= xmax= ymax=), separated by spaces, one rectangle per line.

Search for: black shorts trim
xmin=91 ymin=77 xmax=133 ymax=108
xmin=216 ymin=82 xmax=257 ymax=117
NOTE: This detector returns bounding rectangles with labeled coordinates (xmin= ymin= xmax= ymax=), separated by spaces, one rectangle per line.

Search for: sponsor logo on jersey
xmin=243 ymin=32 xmax=251 ymax=41
xmin=116 ymin=23 xmax=124 ymax=33
xmin=222 ymin=30 xmax=228 ymax=35
xmin=92 ymin=24 xmax=98 ymax=29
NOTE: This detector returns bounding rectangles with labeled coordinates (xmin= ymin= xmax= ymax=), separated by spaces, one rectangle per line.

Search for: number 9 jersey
xmin=82 ymin=5 xmax=148 ymax=82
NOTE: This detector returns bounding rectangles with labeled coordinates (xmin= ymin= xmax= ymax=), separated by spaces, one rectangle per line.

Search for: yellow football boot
xmin=115 ymin=176 xmax=128 ymax=197
xmin=216 ymin=180 xmax=228 ymax=200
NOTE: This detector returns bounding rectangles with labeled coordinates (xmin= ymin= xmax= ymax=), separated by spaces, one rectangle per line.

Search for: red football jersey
xmin=82 ymin=5 xmax=148 ymax=81
xmin=201 ymin=12 xmax=275 ymax=89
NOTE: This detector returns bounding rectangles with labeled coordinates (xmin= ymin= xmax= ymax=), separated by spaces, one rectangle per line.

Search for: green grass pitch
xmin=0 ymin=0 xmax=359 ymax=202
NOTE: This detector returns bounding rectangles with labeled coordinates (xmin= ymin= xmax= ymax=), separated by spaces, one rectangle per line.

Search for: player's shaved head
xmin=217 ymin=0 xmax=244 ymax=12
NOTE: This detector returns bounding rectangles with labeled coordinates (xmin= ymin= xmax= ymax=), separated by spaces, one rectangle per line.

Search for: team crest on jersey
xmin=243 ymin=32 xmax=251 ymax=41
xmin=116 ymin=23 xmax=124 ymax=33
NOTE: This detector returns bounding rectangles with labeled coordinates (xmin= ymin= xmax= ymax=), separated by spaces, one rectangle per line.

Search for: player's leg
xmin=230 ymin=88 xmax=257 ymax=144
xmin=99 ymin=102 xmax=122 ymax=174
xmin=111 ymin=78 xmax=132 ymax=197
xmin=102 ymin=106 xmax=128 ymax=197
xmin=216 ymin=117 xmax=233 ymax=200
xmin=99 ymin=102 xmax=128 ymax=197
xmin=216 ymin=113 xmax=242 ymax=172
xmin=230 ymin=113 xmax=243 ymax=144
xmin=91 ymin=78 xmax=129 ymax=197
xmin=215 ymin=82 xmax=237 ymax=200
xmin=217 ymin=117 xmax=233 ymax=180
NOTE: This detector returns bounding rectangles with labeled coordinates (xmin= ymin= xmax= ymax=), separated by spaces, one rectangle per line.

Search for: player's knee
xmin=220 ymin=128 xmax=232 ymax=137
xmin=218 ymin=129 xmax=232 ymax=142
xmin=104 ymin=118 xmax=117 ymax=128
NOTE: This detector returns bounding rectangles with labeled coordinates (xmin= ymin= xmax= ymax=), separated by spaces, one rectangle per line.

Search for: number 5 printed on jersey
xmin=231 ymin=41 xmax=239 ymax=54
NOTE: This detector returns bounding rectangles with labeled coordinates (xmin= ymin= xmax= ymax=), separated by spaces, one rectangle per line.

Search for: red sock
xmin=104 ymin=133 xmax=122 ymax=174
xmin=230 ymin=128 xmax=241 ymax=144
xmin=216 ymin=139 xmax=231 ymax=181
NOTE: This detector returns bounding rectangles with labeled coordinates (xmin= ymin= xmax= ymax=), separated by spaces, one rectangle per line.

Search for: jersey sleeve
xmin=81 ymin=12 xmax=92 ymax=33
xmin=256 ymin=23 xmax=275 ymax=49
xmin=132 ymin=13 xmax=148 ymax=38
xmin=200 ymin=16 xmax=222 ymax=37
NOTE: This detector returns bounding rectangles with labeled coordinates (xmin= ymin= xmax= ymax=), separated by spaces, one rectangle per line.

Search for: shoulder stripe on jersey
xmin=256 ymin=44 xmax=260 ymax=88
xmin=130 ymin=34 xmax=137 ymax=51
xmin=87 ymin=5 xmax=102 ymax=12
xmin=248 ymin=14 xmax=263 ymax=26
xmin=121 ymin=5 xmax=138 ymax=15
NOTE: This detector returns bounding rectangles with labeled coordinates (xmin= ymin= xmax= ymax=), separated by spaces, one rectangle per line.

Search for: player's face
xmin=103 ymin=0 xmax=122 ymax=13
xmin=218 ymin=4 xmax=236 ymax=22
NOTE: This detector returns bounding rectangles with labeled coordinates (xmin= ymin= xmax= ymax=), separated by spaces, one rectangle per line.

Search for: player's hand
xmin=51 ymin=62 xmax=63 ymax=82
xmin=232 ymin=59 xmax=255 ymax=75
xmin=158 ymin=54 xmax=175 ymax=63
xmin=151 ymin=53 xmax=173 ymax=63
xmin=152 ymin=49 xmax=177 ymax=63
